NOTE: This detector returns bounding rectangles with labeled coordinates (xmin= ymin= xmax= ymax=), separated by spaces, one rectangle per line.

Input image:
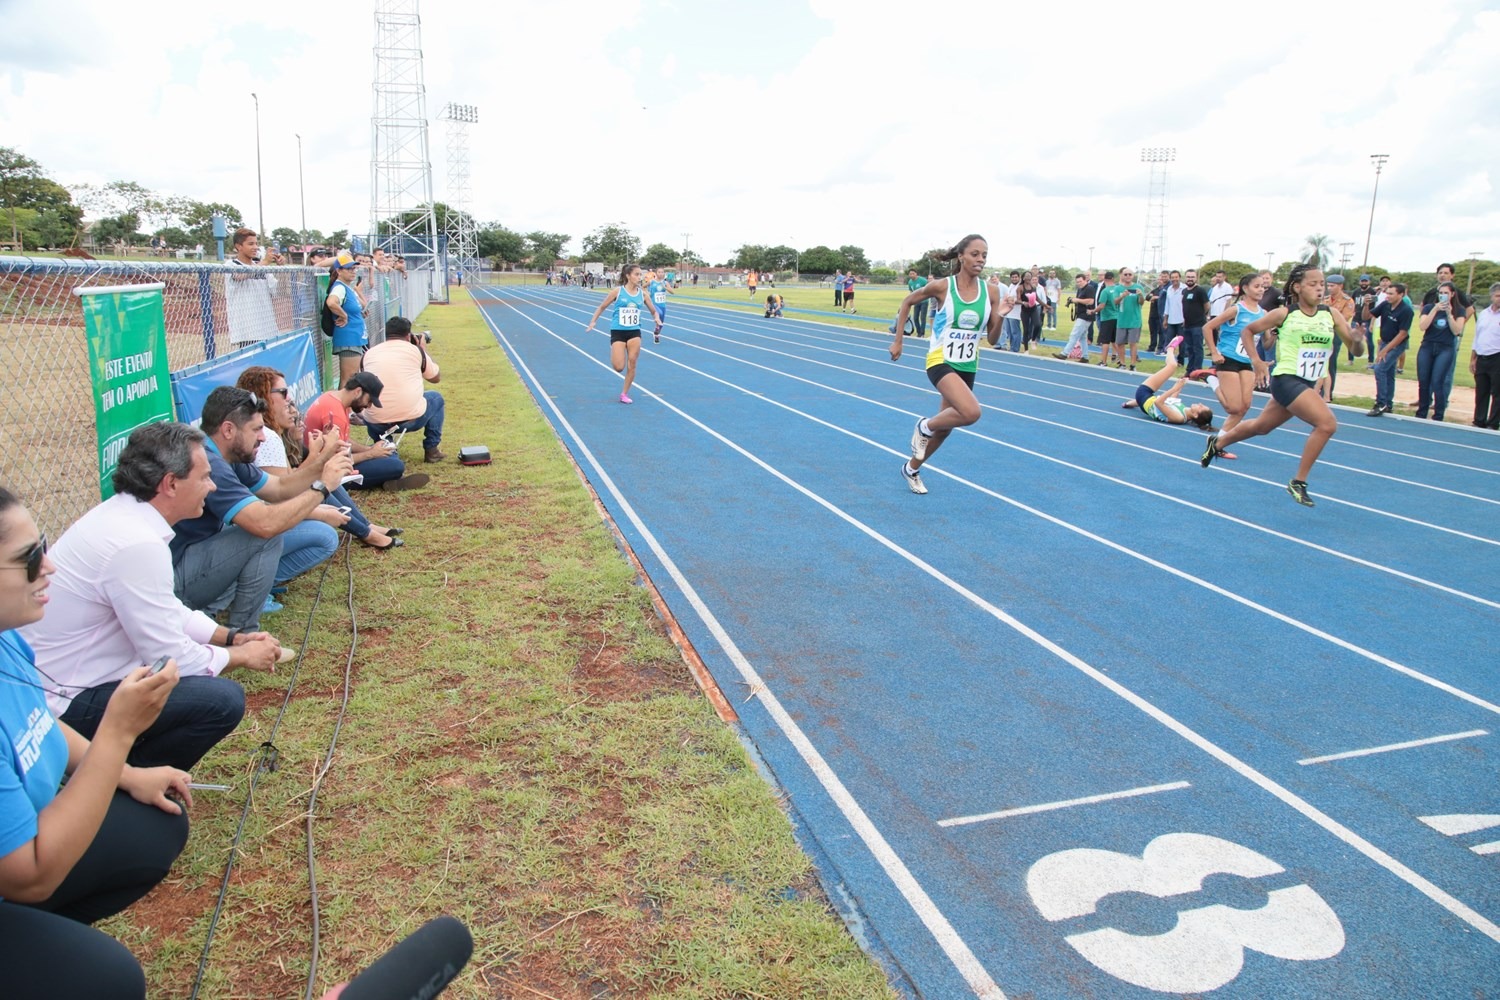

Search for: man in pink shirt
xmin=361 ymin=316 xmax=446 ymax=463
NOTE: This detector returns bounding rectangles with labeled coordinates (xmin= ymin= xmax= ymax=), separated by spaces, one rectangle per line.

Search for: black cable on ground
xmin=303 ymin=537 xmax=359 ymax=999
xmin=187 ymin=546 xmax=341 ymax=1000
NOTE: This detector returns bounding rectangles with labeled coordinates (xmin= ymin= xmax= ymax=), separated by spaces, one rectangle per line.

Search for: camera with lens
xmin=421 ymin=329 xmax=433 ymax=344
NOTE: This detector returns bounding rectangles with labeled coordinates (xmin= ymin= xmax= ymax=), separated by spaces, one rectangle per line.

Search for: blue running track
xmin=473 ymin=285 xmax=1500 ymax=1000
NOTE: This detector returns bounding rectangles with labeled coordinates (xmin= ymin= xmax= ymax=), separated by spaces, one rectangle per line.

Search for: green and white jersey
xmin=1273 ymin=305 xmax=1335 ymax=382
xmin=924 ymin=276 xmax=990 ymax=373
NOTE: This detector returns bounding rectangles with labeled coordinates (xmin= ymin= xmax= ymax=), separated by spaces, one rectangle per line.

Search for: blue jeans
xmin=1062 ymin=319 xmax=1092 ymax=358
xmin=328 ymin=486 xmax=371 ymax=540
xmin=61 ymin=675 xmax=246 ymax=771
xmin=275 ymin=519 xmax=339 ymax=585
xmin=1415 ymin=338 xmax=1457 ymax=418
xmin=912 ymin=299 xmax=929 ymax=338
xmin=174 ymin=525 xmax=282 ymax=631
xmin=1163 ymin=322 xmax=1185 ymax=352
xmin=1373 ymin=343 xmax=1400 ymax=408
xmin=1002 ymin=317 xmax=1022 ymax=351
xmin=350 ymin=453 xmax=406 ymax=489
xmin=1181 ymin=325 xmax=1204 ymax=375
xmin=1355 ymin=323 xmax=1375 ymax=362
xmin=364 ymin=391 xmax=445 ymax=450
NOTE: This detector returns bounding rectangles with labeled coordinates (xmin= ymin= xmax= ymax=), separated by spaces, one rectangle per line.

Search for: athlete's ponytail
xmin=938 ymin=234 xmax=986 ymax=275
xmin=1236 ymin=272 xmax=1258 ymax=302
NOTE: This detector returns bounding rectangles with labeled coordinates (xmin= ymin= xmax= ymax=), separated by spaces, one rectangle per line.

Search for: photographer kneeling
xmin=361 ymin=317 xmax=446 ymax=464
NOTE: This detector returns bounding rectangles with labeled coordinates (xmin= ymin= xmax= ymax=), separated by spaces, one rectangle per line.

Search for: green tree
xmin=91 ymin=212 xmax=142 ymax=247
xmin=798 ymin=245 xmax=844 ymax=274
xmin=0 ymin=146 xmax=43 ymax=246
xmin=580 ymin=223 xmax=639 ymax=267
xmin=730 ymin=244 xmax=769 ymax=271
xmin=680 ymin=249 xmax=706 ymax=268
xmin=764 ymin=245 xmax=798 ymax=271
xmin=327 ymin=229 xmax=349 ymax=250
xmin=1301 ymin=233 xmax=1333 ymax=270
xmin=270 ymin=225 xmax=301 ymax=248
xmin=838 ymin=245 xmax=870 ymax=273
xmin=640 ymin=242 xmax=678 ymax=269
xmin=869 ymin=267 xmax=899 ymax=285
xmin=477 ymin=223 xmax=526 ymax=265
xmin=526 ymin=231 xmax=569 ymax=268
xmin=154 ymin=226 xmax=191 ymax=249
xmin=177 ymin=200 xmax=245 ymax=246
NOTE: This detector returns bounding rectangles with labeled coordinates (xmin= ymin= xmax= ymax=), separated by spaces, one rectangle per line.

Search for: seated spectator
xmin=304 ymin=373 xmax=429 ymax=494
xmin=0 ymin=485 xmax=192 ymax=999
xmin=20 ymin=423 xmax=287 ymax=770
xmin=236 ymin=366 xmax=404 ymax=547
xmin=764 ymin=293 xmax=783 ymax=318
xmin=171 ymin=387 xmax=353 ymax=629
xmin=362 ymin=317 xmax=446 ymax=463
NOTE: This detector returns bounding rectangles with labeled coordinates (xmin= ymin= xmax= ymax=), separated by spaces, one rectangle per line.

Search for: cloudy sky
xmin=3 ymin=0 xmax=1496 ymax=272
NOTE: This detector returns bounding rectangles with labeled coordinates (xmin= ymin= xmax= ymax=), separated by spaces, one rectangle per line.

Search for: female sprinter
xmin=1200 ymin=264 xmax=1364 ymax=506
xmin=585 ymin=263 xmax=661 ymax=405
xmin=889 ymin=235 xmax=1012 ymax=494
xmin=1121 ymin=335 xmax=1219 ymax=432
xmin=1197 ymin=271 xmax=1267 ymax=435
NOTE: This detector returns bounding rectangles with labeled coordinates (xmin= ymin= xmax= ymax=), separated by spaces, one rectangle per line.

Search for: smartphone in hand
xmin=149 ymin=655 xmax=171 ymax=675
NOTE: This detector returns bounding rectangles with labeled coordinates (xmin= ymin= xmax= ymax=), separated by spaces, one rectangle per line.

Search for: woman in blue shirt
xmin=0 ymin=486 xmax=191 ymax=999
xmin=585 ymin=263 xmax=662 ymax=405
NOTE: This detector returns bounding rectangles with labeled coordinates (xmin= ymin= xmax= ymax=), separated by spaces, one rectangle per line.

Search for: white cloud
xmin=1 ymin=0 xmax=1495 ymax=272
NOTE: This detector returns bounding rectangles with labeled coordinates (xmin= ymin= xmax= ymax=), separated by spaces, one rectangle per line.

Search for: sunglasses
xmin=5 ymin=534 xmax=47 ymax=583
xmin=269 ymin=387 xmax=290 ymax=398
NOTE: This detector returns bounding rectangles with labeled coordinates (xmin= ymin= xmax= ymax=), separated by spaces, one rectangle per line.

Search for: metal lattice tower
xmin=1139 ymin=147 xmax=1175 ymax=273
xmin=370 ymin=0 xmax=439 ymax=284
xmin=439 ymin=102 xmax=479 ymax=279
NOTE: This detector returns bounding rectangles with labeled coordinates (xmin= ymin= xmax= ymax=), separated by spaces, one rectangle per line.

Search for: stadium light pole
xmin=1361 ymin=154 xmax=1389 ymax=268
xmin=1468 ymin=251 xmax=1485 ymax=296
xmin=1217 ymin=243 xmax=1229 ymax=265
xmin=1088 ymin=246 xmax=1095 ymax=270
xmin=1196 ymin=253 xmax=1204 ymax=270
xmin=251 ymin=93 xmax=265 ymax=239
xmin=295 ymin=133 xmax=307 ymax=254
xmin=1266 ymin=251 xmax=1274 ymax=271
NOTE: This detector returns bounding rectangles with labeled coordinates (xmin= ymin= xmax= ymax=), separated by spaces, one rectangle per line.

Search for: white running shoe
xmin=902 ymin=463 xmax=928 ymax=494
xmin=910 ymin=420 xmax=931 ymax=460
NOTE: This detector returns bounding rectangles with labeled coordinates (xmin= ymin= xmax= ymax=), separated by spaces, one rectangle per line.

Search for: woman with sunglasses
xmin=235 ymin=367 xmax=401 ymax=549
xmin=0 ymin=486 xmax=191 ymax=998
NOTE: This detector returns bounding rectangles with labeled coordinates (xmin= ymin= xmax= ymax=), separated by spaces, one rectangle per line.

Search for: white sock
xmin=904 ymin=462 xmax=917 ymax=477
xmin=918 ymin=418 xmax=933 ymax=437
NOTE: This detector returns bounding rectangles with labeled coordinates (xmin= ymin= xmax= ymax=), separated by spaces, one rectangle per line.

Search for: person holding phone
xmin=1414 ymin=281 xmax=1463 ymax=421
xmin=0 ymin=485 xmax=192 ymax=1000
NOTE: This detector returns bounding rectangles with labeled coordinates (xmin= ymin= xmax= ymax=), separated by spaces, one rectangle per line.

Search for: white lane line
xmin=1298 ymin=729 xmax=1489 ymax=766
xmin=483 ymin=289 xmax=1500 ymax=947
xmin=474 ymin=291 xmax=1008 ymax=1000
xmin=678 ymin=306 xmax=1500 ymax=464
xmin=1474 ymin=841 xmax=1500 ymax=856
xmin=501 ymin=287 xmax=1500 ymax=608
xmin=938 ymin=782 xmax=1192 ymax=828
xmin=514 ymin=289 xmax=1500 ymax=540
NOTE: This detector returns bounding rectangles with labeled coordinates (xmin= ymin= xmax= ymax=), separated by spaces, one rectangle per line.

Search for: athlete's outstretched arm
xmin=584 ymin=289 xmax=620 ymax=332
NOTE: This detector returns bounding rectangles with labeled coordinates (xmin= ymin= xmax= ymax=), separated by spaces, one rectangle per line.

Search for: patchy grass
xmin=109 ymin=288 xmax=893 ymax=999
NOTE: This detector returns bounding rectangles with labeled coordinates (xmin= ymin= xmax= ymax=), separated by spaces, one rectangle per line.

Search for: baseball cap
xmin=347 ymin=371 xmax=384 ymax=405
xmin=1359 ymin=273 xmax=1371 ymax=281
xmin=1327 ymin=274 xmax=1345 ymax=284
xmin=334 ymin=250 xmax=358 ymax=270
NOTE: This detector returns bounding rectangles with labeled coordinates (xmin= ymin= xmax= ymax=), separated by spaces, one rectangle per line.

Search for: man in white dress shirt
xmin=20 ymin=422 xmax=285 ymax=770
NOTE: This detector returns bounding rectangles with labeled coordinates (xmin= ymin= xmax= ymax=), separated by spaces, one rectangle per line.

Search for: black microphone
xmin=338 ymin=916 xmax=472 ymax=1000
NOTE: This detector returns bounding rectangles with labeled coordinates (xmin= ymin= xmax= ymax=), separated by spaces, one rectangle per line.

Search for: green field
xmin=108 ymin=289 xmax=893 ymax=1000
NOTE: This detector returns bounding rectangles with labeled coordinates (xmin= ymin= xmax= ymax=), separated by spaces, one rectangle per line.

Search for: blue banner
xmin=170 ymin=331 xmax=323 ymax=425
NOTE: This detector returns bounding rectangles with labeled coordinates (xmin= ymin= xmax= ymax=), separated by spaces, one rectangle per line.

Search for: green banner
xmin=77 ymin=283 xmax=174 ymax=499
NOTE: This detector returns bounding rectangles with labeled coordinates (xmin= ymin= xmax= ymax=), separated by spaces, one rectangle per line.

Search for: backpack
xmin=320 ymin=278 xmax=339 ymax=337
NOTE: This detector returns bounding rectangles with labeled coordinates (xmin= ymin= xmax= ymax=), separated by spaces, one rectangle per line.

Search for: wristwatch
xmin=225 ymin=627 xmax=241 ymax=646
xmin=311 ymin=480 xmax=331 ymax=499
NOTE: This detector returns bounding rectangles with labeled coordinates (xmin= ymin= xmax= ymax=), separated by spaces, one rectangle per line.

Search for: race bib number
xmin=1297 ymin=347 xmax=1328 ymax=381
xmin=943 ymin=337 xmax=977 ymax=363
xmin=618 ymin=306 xmax=640 ymax=327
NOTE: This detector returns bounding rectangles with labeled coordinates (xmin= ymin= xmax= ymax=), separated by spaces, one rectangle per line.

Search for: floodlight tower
xmin=370 ymin=0 xmax=440 ymax=293
xmin=439 ymin=102 xmax=479 ymax=280
xmin=1139 ymin=147 xmax=1175 ymax=272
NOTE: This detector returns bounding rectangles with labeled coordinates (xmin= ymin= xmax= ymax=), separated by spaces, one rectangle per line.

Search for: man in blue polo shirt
xmin=171 ymin=387 xmax=354 ymax=629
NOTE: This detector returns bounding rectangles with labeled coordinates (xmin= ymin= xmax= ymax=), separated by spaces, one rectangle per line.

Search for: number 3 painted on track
xmin=1026 ymin=832 xmax=1344 ymax=993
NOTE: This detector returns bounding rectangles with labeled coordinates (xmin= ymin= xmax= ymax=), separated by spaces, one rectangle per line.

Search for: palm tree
xmin=1301 ymin=233 xmax=1333 ymax=270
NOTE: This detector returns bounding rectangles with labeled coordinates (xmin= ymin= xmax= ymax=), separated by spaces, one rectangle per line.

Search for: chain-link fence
xmin=0 ymin=255 xmax=431 ymax=538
